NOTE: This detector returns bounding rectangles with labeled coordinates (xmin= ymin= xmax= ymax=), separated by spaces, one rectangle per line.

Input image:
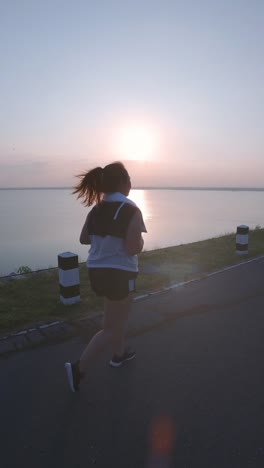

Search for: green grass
xmin=1 ymin=228 xmax=263 ymax=335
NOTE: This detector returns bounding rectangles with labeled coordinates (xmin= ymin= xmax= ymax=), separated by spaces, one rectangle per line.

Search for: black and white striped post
xmin=58 ymin=252 xmax=80 ymax=305
xmin=236 ymin=225 xmax=249 ymax=255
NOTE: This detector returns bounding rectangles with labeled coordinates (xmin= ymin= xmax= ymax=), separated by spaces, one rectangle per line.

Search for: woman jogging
xmin=65 ymin=161 xmax=147 ymax=392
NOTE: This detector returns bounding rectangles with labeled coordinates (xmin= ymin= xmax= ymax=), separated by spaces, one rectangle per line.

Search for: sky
xmin=0 ymin=0 xmax=264 ymax=188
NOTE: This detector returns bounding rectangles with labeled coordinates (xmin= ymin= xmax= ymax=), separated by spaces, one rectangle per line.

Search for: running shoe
xmin=109 ymin=349 xmax=136 ymax=367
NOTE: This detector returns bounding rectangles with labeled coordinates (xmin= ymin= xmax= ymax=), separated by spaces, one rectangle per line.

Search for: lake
xmin=0 ymin=188 xmax=263 ymax=276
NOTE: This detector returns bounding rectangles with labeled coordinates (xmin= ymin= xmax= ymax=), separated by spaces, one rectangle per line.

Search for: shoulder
xmin=127 ymin=208 xmax=147 ymax=233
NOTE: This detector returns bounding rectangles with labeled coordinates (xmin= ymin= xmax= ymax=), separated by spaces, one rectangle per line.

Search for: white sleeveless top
xmin=86 ymin=192 xmax=147 ymax=272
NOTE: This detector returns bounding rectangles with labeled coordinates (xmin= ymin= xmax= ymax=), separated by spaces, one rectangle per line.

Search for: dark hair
xmin=73 ymin=161 xmax=130 ymax=206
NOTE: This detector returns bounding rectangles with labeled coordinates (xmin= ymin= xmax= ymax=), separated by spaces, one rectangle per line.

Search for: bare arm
xmin=79 ymin=213 xmax=91 ymax=245
xmin=124 ymin=211 xmax=145 ymax=255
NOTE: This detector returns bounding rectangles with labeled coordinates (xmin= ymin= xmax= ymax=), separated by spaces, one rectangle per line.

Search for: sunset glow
xmin=115 ymin=124 xmax=158 ymax=161
xmin=1 ymin=2 xmax=264 ymax=188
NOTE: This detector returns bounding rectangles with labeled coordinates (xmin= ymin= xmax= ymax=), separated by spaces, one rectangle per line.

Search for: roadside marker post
xmin=58 ymin=252 xmax=80 ymax=305
xmin=236 ymin=225 xmax=249 ymax=255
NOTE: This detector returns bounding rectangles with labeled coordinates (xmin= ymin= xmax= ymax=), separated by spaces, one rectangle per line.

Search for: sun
xmin=116 ymin=124 xmax=157 ymax=161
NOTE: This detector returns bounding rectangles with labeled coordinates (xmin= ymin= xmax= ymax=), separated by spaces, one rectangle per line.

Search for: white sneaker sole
xmin=109 ymin=354 xmax=136 ymax=367
xmin=64 ymin=362 xmax=76 ymax=392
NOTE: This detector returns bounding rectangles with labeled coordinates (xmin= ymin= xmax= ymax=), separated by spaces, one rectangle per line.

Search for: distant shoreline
xmin=1 ymin=186 xmax=264 ymax=192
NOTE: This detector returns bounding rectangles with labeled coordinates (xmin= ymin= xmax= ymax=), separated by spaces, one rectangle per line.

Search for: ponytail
xmin=73 ymin=166 xmax=103 ymax=206
xmin=73 ymin=161 xmax=130 ymax=206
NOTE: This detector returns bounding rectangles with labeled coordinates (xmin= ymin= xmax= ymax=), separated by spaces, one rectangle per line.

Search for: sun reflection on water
xmin=129 ymin=189 xmax=150 ymax=222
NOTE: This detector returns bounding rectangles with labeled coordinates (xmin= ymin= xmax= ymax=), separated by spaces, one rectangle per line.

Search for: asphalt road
xmin=1 ymin=259 xmax=264 ymax=468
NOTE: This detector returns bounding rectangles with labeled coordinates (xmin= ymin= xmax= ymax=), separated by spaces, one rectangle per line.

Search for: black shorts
xmin=88 ymin=268 xmax=138 ymax=301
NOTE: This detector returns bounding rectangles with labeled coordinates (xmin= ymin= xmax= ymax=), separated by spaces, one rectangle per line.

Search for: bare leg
xmin=79 ymin=294 xmax=132 ymax=374
xmin=104 ymin=294 xmax=132 ymax=356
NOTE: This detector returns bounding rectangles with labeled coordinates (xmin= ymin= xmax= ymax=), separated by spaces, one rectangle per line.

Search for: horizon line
xmin=1 ymin=186 xmax=264 ymax=191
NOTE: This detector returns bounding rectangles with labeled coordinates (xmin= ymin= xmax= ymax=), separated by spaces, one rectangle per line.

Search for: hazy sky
xmin=1 ymin=0 xmax=264 ymax=188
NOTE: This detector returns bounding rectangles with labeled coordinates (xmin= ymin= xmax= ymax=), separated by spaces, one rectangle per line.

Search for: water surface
xmin=0 ymin=188 xmax=263 ymax=276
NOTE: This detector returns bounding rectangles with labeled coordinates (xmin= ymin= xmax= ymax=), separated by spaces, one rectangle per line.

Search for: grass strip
xmin=0 ymin=228 xmax=263 ymax=335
